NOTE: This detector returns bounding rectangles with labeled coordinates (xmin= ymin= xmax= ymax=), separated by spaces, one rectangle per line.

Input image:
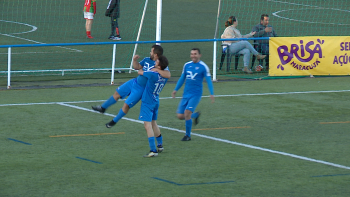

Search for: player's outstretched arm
xmin=210 ymin=95 xmax=215 ymax=103
xmin=174 ymin=73 xmax=186 ymax=91
xmin=205 ymin=75 xmax=215 ymax=103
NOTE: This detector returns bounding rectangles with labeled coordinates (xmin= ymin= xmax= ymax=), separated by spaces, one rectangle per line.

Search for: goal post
xmin=212 ymin=0 xmax=222 ymax=81
xmin=1 ymin=0 xmax=160 ymax=82
xmin=127 ymin=0 xmax=162 ymax=74
xmin=128 ymin=0 xmax=151 ymax=74
xmin=156 ymin=0 xmax=162 ymax=44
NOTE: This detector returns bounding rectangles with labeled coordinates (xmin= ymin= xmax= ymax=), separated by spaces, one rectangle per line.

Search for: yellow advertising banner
xmin=269 ymin=36 xmax=350 ymax=76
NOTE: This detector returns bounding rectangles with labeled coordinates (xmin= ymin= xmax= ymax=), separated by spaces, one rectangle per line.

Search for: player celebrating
xmin=137 ymin=56 xmax=169 ymax=157
xmin=91 ymin=45 xmax=170 ymax=127
xmin=172 ymin=48 xmax=215 ymax=141
xmin=83 ymin=0 xmax=96 ymax=39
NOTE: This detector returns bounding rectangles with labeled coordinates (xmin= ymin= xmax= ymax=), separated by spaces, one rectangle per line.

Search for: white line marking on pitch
xmin=0 ymin=20 xmax=82 ymax=53
xmin=0 ymin=33 xmax=83 ymax=52
xmin=0 ymin=20 xmax=38 ymax=34
xmin=268 ymin=0 xmax=350 ymax=11
xmin=0 ymin=51 xmax=74 ymax=55
xmin=268 ymin=0 xmax=350 ymax=25
xmin=272 ymin=9 xmax=350 ymax=26
xmin=1 ymin=89 xmax=350 ymax=107
xmin=57 ymin=102 xmax=350 ymax=170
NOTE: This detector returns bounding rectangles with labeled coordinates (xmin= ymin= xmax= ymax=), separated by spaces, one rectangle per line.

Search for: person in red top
xmin=83 ymin=0 xmax=96 ymax=39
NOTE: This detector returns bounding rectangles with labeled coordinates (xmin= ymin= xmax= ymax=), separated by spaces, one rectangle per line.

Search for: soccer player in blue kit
xmin=172 ymin=48 xmax=215 ymax=141
xmin=137 ymin=55 xmax=169 ymax=157
xmin=92 ymin=45 xmax=170 ymax=127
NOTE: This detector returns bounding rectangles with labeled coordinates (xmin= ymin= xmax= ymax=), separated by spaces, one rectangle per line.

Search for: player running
xmin=172 ymin=48 xmax=215 ymax=141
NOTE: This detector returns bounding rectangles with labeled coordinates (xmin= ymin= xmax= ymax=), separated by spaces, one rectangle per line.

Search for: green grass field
xmin=1 ymin=77 xmax=350 ymax=196
xmin=1 ymin=1 xmax=350 ymax=196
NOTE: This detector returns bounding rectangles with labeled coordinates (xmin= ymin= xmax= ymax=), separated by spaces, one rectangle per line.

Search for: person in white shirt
xmin=221 ymin=16 xmax=266 ymax=73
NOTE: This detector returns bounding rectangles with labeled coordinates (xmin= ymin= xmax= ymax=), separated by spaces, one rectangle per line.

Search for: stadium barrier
xmin=270 ymin=36 xmax=350 ymax=76
xmin=3 ymin=36 xmax=349 ymax=89
xmin=1 ymin=37 xmax=268 ymax=89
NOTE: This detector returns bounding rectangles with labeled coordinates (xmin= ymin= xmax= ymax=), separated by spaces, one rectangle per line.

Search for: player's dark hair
xmin=158 ymin=55 xmax=168 ymax=70
xmin=225 ymin=16 xmax=236 ymax=27
xmin=260 ymin=14 xmax=269 ymax=21
xmin=191 ymin=48 xmax=201 ymax=54
xmin=152 ymin=44 xmax=163 ymax=57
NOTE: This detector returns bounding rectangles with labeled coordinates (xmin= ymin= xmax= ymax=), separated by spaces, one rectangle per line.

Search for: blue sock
xmin=101 ymin=96 xmax=117 ymax=109
xmin=191 ymin=112 xmax=199 ymax=119
xmin=156 ymin=134 xmax=163 ymax=146
xmin=112 ymin=109 xmax=126 ymax=123
xmin=148 ymin=137 xmax=157 ymax=152
xmin=185 ymin=119 xmax=192 ymax=137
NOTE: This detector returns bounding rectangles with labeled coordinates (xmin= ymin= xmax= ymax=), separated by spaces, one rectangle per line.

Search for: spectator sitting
xmin=221 ymin=16 xmax=266 ymax=74
xmin=219 ymin=17 xmax=233 ymax=71
xmin=251 ymin=14 xmax=277 ymax=71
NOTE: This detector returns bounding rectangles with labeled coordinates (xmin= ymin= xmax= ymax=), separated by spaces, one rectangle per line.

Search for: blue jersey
xmin=137 ymin=57 xmax=169 ymax=88
xmin=175 ymin=60 xmax=214 ymax=98
xmin=137 ymin=57 xmax=156 ymax=88
xmin=141 ymin=71 xmax=168 ymax=105
xmin=116 ymin=57 xmax=155 ymax=98
xmin=140 ymin=57 xmax=156 ymax=71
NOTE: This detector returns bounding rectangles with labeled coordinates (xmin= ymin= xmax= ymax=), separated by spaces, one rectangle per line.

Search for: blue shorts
xmin=177 ymin=96 xmax=202 ymax=114
xmin=116 ymin=79 xmax=135 ymax=99
xmin=124 ymin=81 xmax=145 ymax=108
xmin=139 ymin=102 xmax=159 ymax=122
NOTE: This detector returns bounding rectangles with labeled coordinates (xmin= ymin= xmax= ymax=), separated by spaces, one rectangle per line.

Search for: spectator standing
xmin=83 ymin=0 xmax=96 ymax=39
xmin=106 ymin=0 xmax=121 ymax=40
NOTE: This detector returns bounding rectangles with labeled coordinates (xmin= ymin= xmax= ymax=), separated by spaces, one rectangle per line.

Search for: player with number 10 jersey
xmin=138 ymin=55 xmax=169 ymax=158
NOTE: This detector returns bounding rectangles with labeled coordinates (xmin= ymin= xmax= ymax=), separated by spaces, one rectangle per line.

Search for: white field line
xmin=0 ymin=51 xmax=78 ymax=55
xmin=57 ymin=102 xmax=350 ymax=170
xmin=0 ymin=20 xmax=38 ymax=34
xmin=0 ymin=20 xmax=82 ymax=53
xmin=268 ymin=0 xmax=350 ymax=11
xmin=272 ymin=9 xmax=350 ymax=26
xmin=0 ymin=33 xmax=83 ymax=53
xmin=2 ymin=90 xmax=350 ymax=169
xmin=1 ymin=89 xmax=350 ymax=107
xmin=268 ymin=0 xmax=350 ymax=26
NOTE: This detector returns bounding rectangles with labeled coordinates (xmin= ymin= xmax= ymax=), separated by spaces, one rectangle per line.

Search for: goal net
xmin=0 ymin=0 xmax=157 ymax=78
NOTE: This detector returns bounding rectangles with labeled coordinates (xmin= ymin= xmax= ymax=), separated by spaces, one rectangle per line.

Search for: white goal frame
xmin=4 ymin=0 xmax=162 ymax=89
xmin=212 ymin=0 xmax=222 ymax=81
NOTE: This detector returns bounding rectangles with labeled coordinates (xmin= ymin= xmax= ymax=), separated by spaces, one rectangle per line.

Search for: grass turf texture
xmin=1 ymin=0 xmax=350 ymax=196
xmin=1 ymin=77 xmax=350 ymax=196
